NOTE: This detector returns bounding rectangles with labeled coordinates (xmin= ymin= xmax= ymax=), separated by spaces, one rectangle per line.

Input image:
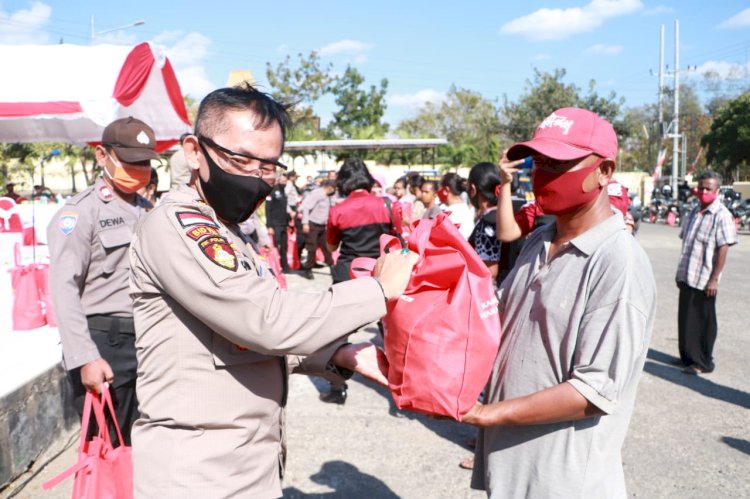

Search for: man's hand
xmin=461 ymin=401 xmax=489 ymax=427
xmin=705 ymin=277 xmax=719 ymax=297
xmin=331 ymin=342 xmax=389 ymax=386
xmin=498 ymin=149 xmax=525 ymax=185
xmin=267 ymin=227 xmax=275 ymax=237
xmin=302 ymin=223 xmax=310 ymax=235
xmin=80 ymin=358 xmax=114 ymax=393
xmin=373 ymin=250 xmax=419 ymax=300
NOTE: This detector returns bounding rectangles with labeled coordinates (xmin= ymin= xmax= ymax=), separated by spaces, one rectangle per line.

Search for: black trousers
xmin=269 ymin=224 xmax=290 ymax=271
xmin=68 ymin=315 xmax=139 ymax=446
xmin=678 ymin=283 xmax=717 ymax=372
xmin=303 ymin=222 xmax=334 ymax=269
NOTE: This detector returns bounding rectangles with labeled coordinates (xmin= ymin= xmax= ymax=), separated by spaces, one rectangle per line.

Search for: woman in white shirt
xmin=439 ymin=172 xmax=475 ymax=240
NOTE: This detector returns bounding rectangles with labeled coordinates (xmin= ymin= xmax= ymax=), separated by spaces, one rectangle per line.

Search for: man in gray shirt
xmin=464 ymin=107 xmax=656 ymax=498
xmin=298 ymin=179 xmax=336 ymax=279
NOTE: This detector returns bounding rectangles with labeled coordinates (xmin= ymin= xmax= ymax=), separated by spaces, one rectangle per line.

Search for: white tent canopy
xmin=0 ymin=42 xmax=191 ymax=150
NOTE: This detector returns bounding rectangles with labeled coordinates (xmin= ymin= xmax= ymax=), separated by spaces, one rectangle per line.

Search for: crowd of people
xmin=42 ymin=85 xmax=736 ymax=498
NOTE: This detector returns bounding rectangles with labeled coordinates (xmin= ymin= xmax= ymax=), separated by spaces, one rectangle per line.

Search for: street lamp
xmin=90 ymin=16 xmax=145 ymax=43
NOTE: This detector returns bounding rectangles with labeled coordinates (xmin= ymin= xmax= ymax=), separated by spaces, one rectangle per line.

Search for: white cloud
xmin=319 ymin=39 xmax=373 ymax=56
xmin=388 ymin=89 xmax=446 ymax=110
xmin=533 ymin=53 xmax=551 ymax=60
xmin=691 ymin=60 xmax=749 ymax=80
xmin=0 ymin=1 xmax=51 ymax=44
xmin=643 ymin=5 xmax=674 ymax=16
xmin=719 ymin=8 xmax=750 ymax=29
xmin=157 ymin=31 xmax=216 ymax=99
xmin=500 ymin=0 xmax=643 ymax=41
xmin=585 ymin=44 xmax=623 ymax=55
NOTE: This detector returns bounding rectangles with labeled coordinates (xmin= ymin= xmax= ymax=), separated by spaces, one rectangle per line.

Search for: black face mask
xmin=199 ymin=142 xmax=272 ymax=224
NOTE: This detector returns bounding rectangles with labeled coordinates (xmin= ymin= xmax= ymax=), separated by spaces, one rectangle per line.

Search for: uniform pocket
xmin=210 ymin=331 xmax=275 ymax=367
xmin=98 ymin=226 xmax=132 ymax=274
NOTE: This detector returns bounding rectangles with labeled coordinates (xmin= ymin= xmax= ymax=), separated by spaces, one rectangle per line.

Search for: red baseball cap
xmin=607 ymin=179 xmax=630 ymax=216
xmin=507 ymin=107 xmax=618 ymax=162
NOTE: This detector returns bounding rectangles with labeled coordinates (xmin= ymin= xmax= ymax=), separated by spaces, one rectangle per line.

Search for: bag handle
xmin=379 ymin=234 xmax=404 ymax=254
xmin=100 ymin=385 xmax=126 ymax=448
xmin=349 ymin=257 xmax=377 ymax=278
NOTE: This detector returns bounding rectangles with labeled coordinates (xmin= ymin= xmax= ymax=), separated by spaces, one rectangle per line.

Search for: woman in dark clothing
xmin=321 ymin=158 xmax=402 ymax=405
xmin=326 ymin=158 xmax=402 ymax=284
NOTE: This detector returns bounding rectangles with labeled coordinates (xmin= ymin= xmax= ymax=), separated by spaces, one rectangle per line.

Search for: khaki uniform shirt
xmin=47 ymin=178 xmax=151 ymax=370
xmin=129 ymin=185 xmax=386 ymax=498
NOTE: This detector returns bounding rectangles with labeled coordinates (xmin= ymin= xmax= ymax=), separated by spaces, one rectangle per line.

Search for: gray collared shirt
xmin=300 ymin=187 xmax=332 ymax=225
xmin=472 ymin=214 xmax=656 ymax=498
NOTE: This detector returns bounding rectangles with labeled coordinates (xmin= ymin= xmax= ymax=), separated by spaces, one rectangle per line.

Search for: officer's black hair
xmin=468 ymin=162 xmax=501 ymax=205
xmin=194 ymin=83 xmax=292 ymax=143
xmin=336 ymin=157 xmax=375 ymax=196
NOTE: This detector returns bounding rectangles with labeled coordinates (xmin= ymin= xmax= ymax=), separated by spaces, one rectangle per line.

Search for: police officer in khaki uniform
xmin=47 ymin=117 xmax=158 ymax=445
xmin=128 ymin=84 xmax=416 ymax=498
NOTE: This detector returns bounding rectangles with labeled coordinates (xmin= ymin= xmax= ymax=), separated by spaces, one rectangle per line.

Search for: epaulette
xmin=64 ymin=186 xmax=95 ymax=206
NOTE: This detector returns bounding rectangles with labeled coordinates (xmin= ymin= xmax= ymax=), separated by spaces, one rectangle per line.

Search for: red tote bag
xmin=351 ymin=213 xmax=501 ymax=420
xmin=286 ymin=227 xmax=300 ymax=270
xmin=258 ymin=245 xmax=287 ymax=289
xmin=43 ymin=386 xmax=133 ymax=499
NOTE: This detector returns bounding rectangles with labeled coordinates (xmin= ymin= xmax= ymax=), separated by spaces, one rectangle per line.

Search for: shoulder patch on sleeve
xmin=186 ymin=224 xmax=221 ymax=241
xmin=199 ymin=236 xmax=238 ymax=271
xmin=58 ymin=212 xmax=79 ymax=235
xmin=176 ymin=211 xmax=219 ymax=228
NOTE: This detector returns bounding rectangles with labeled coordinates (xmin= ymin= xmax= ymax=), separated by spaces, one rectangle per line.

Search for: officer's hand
xmin=267 ymin=227 xmax=275 ymax=237
xmin=332 ymin=342 xmax=389 ymax=386
xmin=302 ymin=224 xmax=310 ymax=235
xmin=80 ymin=358 xmax=114 ymax=393
xmin=373 ymin=250 xmax=418 ymax=300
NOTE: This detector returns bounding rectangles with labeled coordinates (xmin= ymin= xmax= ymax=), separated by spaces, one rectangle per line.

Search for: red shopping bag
xmin=351 ymin=213 xmax=501 ymax=420
xmin=287 ymin=227 xmax=300 ymax=270
xmin=43 ymin=386 xmax=133 ymax=499
xmin=8 ymin=243 xmax=53 ymax=330
xmin=9 ymin=264 xmax=46 ymax=330
xmin=259 ymin=245 xmax=287 ymax=289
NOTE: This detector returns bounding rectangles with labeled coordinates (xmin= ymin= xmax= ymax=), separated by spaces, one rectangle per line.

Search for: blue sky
xmin=2 ymin=0 xmax=749 ymax=128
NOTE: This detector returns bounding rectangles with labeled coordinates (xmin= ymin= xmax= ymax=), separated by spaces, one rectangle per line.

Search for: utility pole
xmin=658 ymin=24 xmax=664 ymax=129
xmin=671 ymin=19 xmax=680 ymax=196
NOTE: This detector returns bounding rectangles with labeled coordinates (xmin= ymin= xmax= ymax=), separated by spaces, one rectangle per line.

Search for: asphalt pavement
xmin=3 ymin=222 xmax=749 ymax=498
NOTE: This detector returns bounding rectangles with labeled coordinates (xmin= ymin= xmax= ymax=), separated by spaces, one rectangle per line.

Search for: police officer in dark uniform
xmin=47 ymin=117 xmax=158 ymax=445
xmin=265 ymin=171 xmax=292 ymax=273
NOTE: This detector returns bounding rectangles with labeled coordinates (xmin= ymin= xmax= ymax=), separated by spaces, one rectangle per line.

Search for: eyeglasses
xmin=197 ymin=135 xmax=287 ymax=177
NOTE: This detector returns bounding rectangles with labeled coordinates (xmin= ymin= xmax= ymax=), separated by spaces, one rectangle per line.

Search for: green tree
xmin=266 ymin=51 xmax=334 ymax=140
xmin=701 ymin=93 xmax=750 ymax=182
xmin=396 ymin=85 xmax=501 ymax=167
xmin=326 ymin=65 xmax=389 ymax=141
xmin=502 ymin=68 xmax=626 ymax=143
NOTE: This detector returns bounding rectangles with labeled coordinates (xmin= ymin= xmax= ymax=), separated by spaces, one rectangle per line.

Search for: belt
xmin=86 ymin=315 xmax=135 ymax=334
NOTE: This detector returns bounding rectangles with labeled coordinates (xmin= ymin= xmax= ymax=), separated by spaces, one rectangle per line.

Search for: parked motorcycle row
xmin=641 ymin=186 xmax=750 ymax=231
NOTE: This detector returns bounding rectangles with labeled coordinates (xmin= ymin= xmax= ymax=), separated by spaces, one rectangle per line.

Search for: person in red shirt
xmin=3 ymin=182 xmax=27 ymax=203
xmin=321 ymin=158 xmax=402 ymax=404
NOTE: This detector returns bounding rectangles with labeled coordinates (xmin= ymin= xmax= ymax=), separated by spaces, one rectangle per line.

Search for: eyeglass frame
xmin=196 ymin=134 xmax=288 ymax=175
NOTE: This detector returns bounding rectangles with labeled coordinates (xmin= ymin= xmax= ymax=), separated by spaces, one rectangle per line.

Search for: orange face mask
xmin=105 ymin=153 xmax=152 ymax=193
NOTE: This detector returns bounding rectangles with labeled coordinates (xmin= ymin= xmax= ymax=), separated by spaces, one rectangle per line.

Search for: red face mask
xmin=437 ymin=186 xmax=449 ymax=204
xmin=697 ymin=191 xmax=717 ymax=206
xmin=531 ymin=158 xmax=604 ymax=215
